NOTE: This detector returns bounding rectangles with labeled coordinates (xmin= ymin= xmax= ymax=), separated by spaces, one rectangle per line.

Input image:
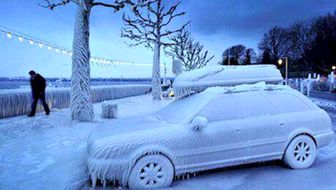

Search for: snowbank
xmin=0 ymin=85 xmax=151 ymax=118
xmin=173 ymin=65 xmax=283 ymax=98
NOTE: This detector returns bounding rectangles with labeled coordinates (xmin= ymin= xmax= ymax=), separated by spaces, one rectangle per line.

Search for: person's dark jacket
xmin=30 ymin=74 xmax=46 ymax=99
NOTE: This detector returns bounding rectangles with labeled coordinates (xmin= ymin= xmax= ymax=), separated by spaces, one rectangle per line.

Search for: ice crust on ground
xmin=0 ymin=94 xmax=170 ymax=190
xmin=173 ymin=65 xmax=284 ymax=98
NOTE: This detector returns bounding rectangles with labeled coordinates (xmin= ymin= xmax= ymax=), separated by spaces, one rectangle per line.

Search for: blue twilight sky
xmin=0 ymin=0 xmax=336 ymax=78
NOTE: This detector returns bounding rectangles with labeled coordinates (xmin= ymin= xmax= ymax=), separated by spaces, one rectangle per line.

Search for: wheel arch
xmin=282 ymin=128 xmax=317 ymax=156
xmin=124 ymin=146 xmax=177 ymax=186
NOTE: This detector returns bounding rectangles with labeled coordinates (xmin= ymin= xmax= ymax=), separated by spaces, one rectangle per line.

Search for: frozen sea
xmin=0 ymin=79 xmax=151 ymax=90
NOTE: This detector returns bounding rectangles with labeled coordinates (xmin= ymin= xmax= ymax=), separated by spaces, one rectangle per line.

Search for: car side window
xmin=197 ymin=95 xmax=243 ymax=122
xmin=266 ymin=93 xmax=311 ymax=113
xmin=239 ymin=93 xmax=279 ymax=118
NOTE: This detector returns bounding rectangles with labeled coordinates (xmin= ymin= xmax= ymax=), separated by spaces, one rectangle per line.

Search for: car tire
xmin=283 ymin=135 xmax=317 ymax=169
xmin=128 ymin=154 xmax=174 ymax=189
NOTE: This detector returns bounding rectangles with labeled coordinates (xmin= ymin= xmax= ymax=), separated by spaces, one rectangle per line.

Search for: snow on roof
xmin=173 ymin=65 xmax=284 ymax=99
xmin=202 ymin=82 xmax=288 ymax=95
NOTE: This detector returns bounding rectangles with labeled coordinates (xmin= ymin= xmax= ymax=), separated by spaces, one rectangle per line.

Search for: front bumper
xmin=87 ymin=156 xmax=131 ymax=187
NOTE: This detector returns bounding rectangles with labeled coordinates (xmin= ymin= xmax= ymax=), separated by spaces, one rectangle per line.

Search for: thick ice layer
xmin=173 ymin=65 xmax=283 ymax=98
xmin=0 ymin=85 xmax=150 ymax=118
xmin=87 ymin=83 xmax=333 ymax=188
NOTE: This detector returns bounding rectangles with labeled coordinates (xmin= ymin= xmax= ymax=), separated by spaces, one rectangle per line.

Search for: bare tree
xmin=221 ymin=44 xmax=246 ymax=65
xmin=287 ymin=21 xmax=315 ymax=71
xmin=168 ymin=30 xmax=214 ymax=71
xmin=121 ymin=0 xmax=189 ymax=100
xmin=258 ymin=26 xmax=289 ymax=65
xmin=40 ymin=0 xmax=135 ymax=121
xmin=243 ymin=48 xmax=257 ymax=65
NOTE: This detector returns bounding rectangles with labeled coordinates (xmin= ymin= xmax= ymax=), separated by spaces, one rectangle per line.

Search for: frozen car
xmin=87 ymin=83 xmax=334 ymax=189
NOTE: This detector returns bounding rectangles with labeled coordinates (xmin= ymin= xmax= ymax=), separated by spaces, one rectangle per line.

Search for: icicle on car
xmin=87 ymin=82 xmax=334 ymax=189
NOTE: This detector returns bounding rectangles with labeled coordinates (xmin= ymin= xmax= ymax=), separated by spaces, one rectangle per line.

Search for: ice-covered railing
xmin=0 ymin=85 xmax=151 ymax=118
xmin=173 ymin=65 xmax=284 ymax=99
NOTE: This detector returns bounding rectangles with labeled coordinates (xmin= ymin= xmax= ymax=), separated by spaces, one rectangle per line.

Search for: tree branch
xmin=39 ymin=0 xmax=74 ymax=10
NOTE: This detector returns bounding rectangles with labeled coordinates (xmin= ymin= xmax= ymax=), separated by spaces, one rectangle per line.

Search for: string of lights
xmin=0 ymin=24 xmax=157 ymax=67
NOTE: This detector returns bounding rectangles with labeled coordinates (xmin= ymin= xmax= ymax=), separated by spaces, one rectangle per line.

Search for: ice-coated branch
xmin=121 ymin=0 xmax=189 ymax=46
xmin=40 ymin=0 xmax=138 ymax=11
xmin=121 ymin=0 xmax=189 ymax=100
xmin=167 ymin=30 xmax=214 ymax=71
xmin=39 ymin=0 xmax=75 ymax=10
xmin=92 ymin=0 xmax=137 ymax=11
xmin=161 ymin=21 xmax=190 ymax=37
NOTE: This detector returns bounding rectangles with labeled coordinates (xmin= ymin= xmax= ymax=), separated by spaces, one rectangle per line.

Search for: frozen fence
xmin=0 ymin=85 xmax=151 ymax=118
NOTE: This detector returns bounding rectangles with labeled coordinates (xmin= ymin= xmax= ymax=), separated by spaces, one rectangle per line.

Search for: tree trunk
xmin=152 ymin=42 xmax=162 ymax=100
xmin=70 ymin=1 xmax=94 ymax=122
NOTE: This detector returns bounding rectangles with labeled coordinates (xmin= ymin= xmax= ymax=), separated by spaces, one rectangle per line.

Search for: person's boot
xmin=27 ymin=113 xmax=35 ymax=117
xmin=46 ymin=111 xmax=50 ymax=115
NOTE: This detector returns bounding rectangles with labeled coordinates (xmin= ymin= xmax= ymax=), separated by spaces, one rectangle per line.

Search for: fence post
xmin=307 ymin=80 xmax=311 ymax=97
xmin=331 ymin=71 xmax=335 ymax=91
xmin=307 ymin=73 xmax=312 ymax=97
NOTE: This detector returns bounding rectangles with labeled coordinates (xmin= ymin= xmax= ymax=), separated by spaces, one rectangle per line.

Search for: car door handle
xmin=280 ymin=123 xmax=285 ymax=126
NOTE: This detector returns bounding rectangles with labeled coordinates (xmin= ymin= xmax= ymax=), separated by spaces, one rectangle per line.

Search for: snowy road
xmin=0 ymin=94 xmax=335 ymax=190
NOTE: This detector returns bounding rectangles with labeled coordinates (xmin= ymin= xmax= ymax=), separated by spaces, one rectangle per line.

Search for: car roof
xmin=201 ymin=82 xmax=288 ymax=96
xmin=201 ymin=82 xmax=318 ymax=110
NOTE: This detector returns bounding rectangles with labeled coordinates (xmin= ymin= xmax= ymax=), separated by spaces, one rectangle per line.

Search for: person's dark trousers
xmin=30 ymin=92 xmax=50 ymax=116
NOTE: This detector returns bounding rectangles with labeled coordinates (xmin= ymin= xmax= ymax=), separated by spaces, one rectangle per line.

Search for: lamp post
xmin=278 ymin=57 xmax=288 ymax=85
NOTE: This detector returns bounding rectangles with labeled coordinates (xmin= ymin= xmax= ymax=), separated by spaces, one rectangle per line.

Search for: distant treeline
xmin=220 ymin=11 xmax=336 ymax=77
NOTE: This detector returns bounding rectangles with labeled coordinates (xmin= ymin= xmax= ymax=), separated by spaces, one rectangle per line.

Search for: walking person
xmin=27 ymin=70 xmax=50 ymax=117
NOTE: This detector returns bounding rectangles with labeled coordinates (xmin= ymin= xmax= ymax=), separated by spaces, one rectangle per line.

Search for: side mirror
xmin=190 ymin=116 xmax=208 ymax=131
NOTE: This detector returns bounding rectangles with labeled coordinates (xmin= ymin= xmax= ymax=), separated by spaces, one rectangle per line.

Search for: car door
xmin=238 ymin=92 xmax=290 ymax=162
xmin=175 ymin=94 xmax=254 ymax=172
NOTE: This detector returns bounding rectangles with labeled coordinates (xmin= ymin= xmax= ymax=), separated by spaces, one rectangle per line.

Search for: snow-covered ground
xmin=0 ymin=94 xmax=335 ymax=190
xmin=0 ymin=95 xmax=170 ymax=190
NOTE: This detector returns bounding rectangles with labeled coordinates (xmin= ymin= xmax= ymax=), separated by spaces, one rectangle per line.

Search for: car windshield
xmin=153 ymin=94 xmax=211 ymax=124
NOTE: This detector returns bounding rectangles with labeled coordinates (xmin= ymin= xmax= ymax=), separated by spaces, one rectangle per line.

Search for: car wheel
xmin=283 ymin=135 xmax=317 ymax=169
xmin=128 ymin=154 xmax=174 ymax=189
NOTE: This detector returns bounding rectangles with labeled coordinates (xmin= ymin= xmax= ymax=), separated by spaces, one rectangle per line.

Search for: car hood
xmin=88 ymin=116 xmax=166 ymax=146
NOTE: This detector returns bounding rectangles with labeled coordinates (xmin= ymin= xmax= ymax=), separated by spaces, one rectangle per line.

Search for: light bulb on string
xmin=6 ymin=32 xmax=12 ymax=39
xmin=48 ymin=46 xmax=52 ymax=50
xmin=55 ymin=48 xmax=60 ymax=53
xmin=62 ymin=50 xmax=66 ymax=54
xmin=18 ymin=36 xmax=23 ymax=42
xmin=29 ymin=40 xmax=34 ymax=45
xmin=39 ymin=43 xmax=43 ymax=48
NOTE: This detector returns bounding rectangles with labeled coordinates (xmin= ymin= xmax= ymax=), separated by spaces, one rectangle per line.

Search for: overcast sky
xmin=0 ymin=0 xmax=336 ymax=78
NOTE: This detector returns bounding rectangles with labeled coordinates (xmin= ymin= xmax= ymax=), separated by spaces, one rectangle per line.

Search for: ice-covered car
xmin=87 ymin=83 xmax=334 ymax=189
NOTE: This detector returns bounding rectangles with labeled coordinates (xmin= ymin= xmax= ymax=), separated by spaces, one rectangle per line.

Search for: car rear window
xmin=239 ymin=92 xmax=279 ymax=118
xmin=265 ymin=93 xmax=311 ymax=113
